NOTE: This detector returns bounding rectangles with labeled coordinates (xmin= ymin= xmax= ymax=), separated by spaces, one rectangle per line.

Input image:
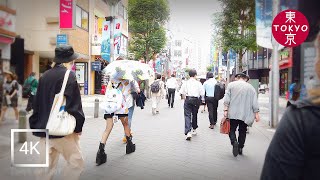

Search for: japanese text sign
xmin=60 ymin=0 xmax=75 ymax=29
xmin=272 ymin=10 xmax=309 ymax=47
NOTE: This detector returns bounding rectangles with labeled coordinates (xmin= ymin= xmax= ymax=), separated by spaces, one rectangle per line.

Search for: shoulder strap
xmin=59 ymin=70 xmax=71 ymax=96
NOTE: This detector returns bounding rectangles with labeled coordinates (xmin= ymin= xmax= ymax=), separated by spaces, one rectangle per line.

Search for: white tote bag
xmin=46 ymin=70 xmax=76 ymax=136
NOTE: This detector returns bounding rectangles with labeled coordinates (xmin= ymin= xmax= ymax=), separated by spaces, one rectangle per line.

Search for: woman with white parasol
xmin=96 ymin=59 xmax=154 ymax=166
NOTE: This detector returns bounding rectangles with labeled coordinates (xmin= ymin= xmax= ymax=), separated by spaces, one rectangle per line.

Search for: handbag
xmin=220 ymin=117 xmax=230 ymax=134
xmin=46 ymin=70 xmax=76 ymax=136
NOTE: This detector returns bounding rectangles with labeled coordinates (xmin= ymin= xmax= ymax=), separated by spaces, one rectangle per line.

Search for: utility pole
xmin=271 ymin=0 xmax=280 ymax=128
xmin=226 ymin=50 xmax=230 ymax=84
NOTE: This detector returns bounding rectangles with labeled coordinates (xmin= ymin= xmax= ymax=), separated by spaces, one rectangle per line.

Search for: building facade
xmin=9 ymin=0 xmax=128 ymax=95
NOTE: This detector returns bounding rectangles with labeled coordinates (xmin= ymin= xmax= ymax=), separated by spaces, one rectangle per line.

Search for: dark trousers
xmin=167 ymin=88 xmax=176 ymax=107
xmin=26 ymin=94 xmax=34 ymax=112
xmin=206 ymin=97 xmax=218 ymax=125
xmin=229 ymin=119 xmax=248 ymax=148
xmin=184 ymin=98 xmax=200 ymax=135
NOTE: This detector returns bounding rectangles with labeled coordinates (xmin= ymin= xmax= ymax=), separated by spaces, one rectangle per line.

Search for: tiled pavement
xmin=0 ymin=93 xmax=285 ymax=180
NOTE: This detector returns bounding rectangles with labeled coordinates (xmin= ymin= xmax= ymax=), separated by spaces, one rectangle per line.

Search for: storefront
xmin=279 ymin=48 xmax=293 ymax=96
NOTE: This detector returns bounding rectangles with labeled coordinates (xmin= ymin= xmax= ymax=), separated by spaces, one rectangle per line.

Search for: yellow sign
xmin=97 ymin=18 xmax=104 ymax=35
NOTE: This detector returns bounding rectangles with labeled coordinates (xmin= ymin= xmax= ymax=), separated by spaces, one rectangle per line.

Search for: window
xmin=76 ymin=5 xmax=89 ymax=31
xmin=175 ymin=40 xmax=182 ymax=47
xmin=174 ymin=50 xmax=182 ymax=57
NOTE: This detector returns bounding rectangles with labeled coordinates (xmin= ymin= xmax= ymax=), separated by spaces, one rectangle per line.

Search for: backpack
xmin=102 ymin=83 xmax=124 ymax=114
xmin=151 ymin=80 xmax=161 ymax=93
xmin=22 ymin=79 xmax=35 ymax=98
xmin=214 ymin=82 xmax=225 ymax=100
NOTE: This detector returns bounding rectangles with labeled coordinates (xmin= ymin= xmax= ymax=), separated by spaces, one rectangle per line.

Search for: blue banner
xmin=101 ymin=21 xmax=111 ymax=62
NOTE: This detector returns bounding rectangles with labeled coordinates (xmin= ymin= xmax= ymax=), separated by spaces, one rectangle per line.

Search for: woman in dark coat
xmin=29 ymin=45 xmax=85 ymax=180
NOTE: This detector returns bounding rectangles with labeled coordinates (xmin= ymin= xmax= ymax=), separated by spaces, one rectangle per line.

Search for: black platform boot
xmin=96 ymin=142 xmax=107 ymax=166
xmin=126 ymin=136 xmax=136 ymax=154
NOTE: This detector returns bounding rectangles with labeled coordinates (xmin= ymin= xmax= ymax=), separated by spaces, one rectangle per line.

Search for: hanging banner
xmin=255 ymin=0 xmax=298 ymax=49
xmin=114 ymin=19 xmax=123 ymax=58
xmin=59 ymin=0 xmax=75 ymax=29
xmin=97 ymin=18 xmax=104 ymax=35
xmin=101 ymin=21 xmax=111 ymax=62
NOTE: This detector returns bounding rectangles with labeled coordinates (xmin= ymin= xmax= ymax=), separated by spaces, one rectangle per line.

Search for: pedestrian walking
xmin=150 ymin=74 xmax=165 ymax=115
xmin=122 ymin=80 xmax=140 ymax=143
xmin=96 ymin=78 xmax=136 ymax=166
xmin=199 ymin=77 xmax=207 ymax=113
xmin=166 ymin=74 xmax=178 ymax=108
xmin=179 ymin=69 xmax=205 ymax=140
xmin=0 ymin=71 xmax=19 ymax=125
xmin=224 ymin=73 xmax=260 ymax=157
xmin=23 ymin=72 xmax=38 ymax=113
xmin=29 ymin=45 xmax=85 ymax=180
xmin=203 ymin=72 xmax=218 ymax=129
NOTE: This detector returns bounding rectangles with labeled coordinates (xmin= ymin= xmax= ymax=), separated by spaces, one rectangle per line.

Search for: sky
xmin=168 ymin=0 xmax=222 ymax=66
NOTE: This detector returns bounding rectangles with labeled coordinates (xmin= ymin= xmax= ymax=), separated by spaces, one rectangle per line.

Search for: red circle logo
xmin=272 ymin=9 xmax=309 ymax=47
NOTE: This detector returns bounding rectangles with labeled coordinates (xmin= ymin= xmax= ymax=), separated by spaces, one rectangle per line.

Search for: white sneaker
xmin=192 ymin=129 xmax=197 ymax=136
xmin=186 ymin=132 xmax=192 ymax=140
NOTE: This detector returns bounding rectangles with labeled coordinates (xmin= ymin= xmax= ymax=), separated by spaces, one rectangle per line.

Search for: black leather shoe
xmin=233 ymin=142 xmax=239 ymax=157
xmin=126 ymin=136 xmax=136 ymax=154
xmin=239 ymin=148 xmax=243 ymax=155
xmin=96 ymin=143 xmax=107 ymax=166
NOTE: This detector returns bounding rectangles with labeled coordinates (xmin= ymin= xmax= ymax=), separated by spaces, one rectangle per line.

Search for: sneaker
xmin=233 ymin=142 xmax=239 ymax=157
xmin=186 ymin=132 xmax=192 ymax=140
xmin=192 ymin=129 xmax=197 ymax=136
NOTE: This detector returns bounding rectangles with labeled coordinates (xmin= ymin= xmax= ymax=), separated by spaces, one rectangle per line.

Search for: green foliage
xmin=128 ymin=0 xmax=170 ymax=61
xmin=207 ymin=65 xmax=214 ymax=72
xmin=213 ymin=0 xmax=257 ymax=71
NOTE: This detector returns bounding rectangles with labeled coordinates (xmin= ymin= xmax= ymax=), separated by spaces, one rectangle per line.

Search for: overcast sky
xmin=168 ymin=0 xmax=221 ymax=65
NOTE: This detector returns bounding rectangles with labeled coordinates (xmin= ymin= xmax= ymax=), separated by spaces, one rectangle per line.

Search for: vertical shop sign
xmin=59 ymin=0 xmax=75 ymax=29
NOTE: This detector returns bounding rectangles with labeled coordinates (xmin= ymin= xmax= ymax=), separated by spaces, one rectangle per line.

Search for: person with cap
xmin=0 ymin=71 xmax=19 ymax=124
xmin=224 ymin=73 xmax=260 ymax=157
xmin=29 ymin=45 xmax=85 ymax=180
xmin=179 ymin=69 xmax=205 ymax=140
xmin=203 ymin=72 xmax=218 ymax=129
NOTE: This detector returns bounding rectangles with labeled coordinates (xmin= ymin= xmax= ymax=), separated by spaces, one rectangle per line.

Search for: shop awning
xmin=0 ymin=35 xmax=14 ymax=44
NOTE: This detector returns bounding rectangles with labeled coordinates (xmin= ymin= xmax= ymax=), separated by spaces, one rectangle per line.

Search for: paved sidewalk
xmin=0 ymin=94 xmax=283 ymax=180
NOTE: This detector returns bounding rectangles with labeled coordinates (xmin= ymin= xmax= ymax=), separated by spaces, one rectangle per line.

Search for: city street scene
xmin=0 ymin=0 xmax=319 ymax=180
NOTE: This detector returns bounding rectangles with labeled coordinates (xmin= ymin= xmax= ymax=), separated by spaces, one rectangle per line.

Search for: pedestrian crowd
xmin=0 ymin=39 xmax=319 ymax=180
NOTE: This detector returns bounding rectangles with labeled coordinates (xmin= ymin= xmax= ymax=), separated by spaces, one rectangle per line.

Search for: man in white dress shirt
xmin=179 ymin=69 xmax=205 ymax=140
xmin=166 ymin=74 xmax=178 ymax=108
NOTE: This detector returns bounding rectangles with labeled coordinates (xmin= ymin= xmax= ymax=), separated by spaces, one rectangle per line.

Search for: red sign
xmin=115 ymin=23 xmax=121 ymax=30
xmin=279 ymin=48 xmax=293 ymax=69
xmin=104 ymin=25 xmax=108 ymax=31
xmin=60 ymin=0 xmax=74 ymax=29
xmin=272 ymin=10 xmax=309 ymax=47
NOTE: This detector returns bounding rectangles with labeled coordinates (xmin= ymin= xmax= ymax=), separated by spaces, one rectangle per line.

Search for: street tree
xmin=128 ymin=0 xmax=170 ymax=61
xmin=214 ymin=0 xmax=257 ymax=72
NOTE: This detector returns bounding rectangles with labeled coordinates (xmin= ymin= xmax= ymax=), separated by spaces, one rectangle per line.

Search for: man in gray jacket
xmin=224 ymin=73 xmax=260 ymax=157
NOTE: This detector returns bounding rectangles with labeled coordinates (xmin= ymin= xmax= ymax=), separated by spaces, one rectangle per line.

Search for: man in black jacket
xmin=29 ymin=45 xmax=85 ymax=180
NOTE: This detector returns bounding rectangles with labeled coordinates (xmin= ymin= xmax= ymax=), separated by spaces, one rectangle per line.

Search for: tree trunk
xmin=146 ymin=44 xmax=150 ymax=62
xmin=238 ymin=53 xmax=243 ymax=73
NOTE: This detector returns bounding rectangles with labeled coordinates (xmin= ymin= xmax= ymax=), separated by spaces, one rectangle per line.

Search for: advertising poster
xmin=101 ymin=21 xmax=111 ymax=62
xmin=114 ymin=19 xmax=123 ymax=58
xmin=255 ymin=0 xmax=298 ymax=49
xmin=75 ymin=63 xmax=85 ymax=84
